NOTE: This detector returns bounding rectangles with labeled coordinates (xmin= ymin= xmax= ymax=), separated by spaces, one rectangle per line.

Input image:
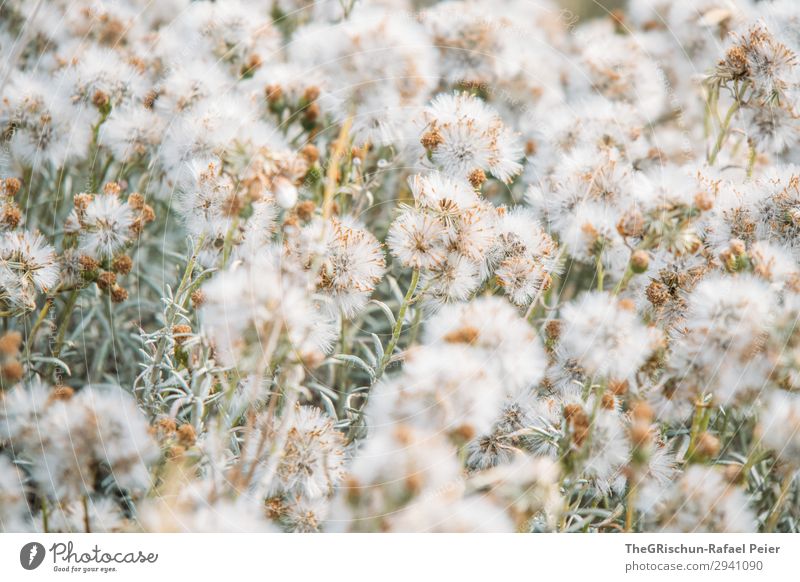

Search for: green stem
xmin=99 ymin=154 xmax=115 ymax=185
xmin=41 ymin=497 xmax=49 ymax=533
xmin=221 ymin=217 xmax=240 ymax=268
xmin=625 ymin=481 xmax=638 ymax=532
xmin=708 ymin=100 xmax=740 ymax=165
xmin=88 ymin=108 xmax=111 ymax=192
xmin=686 ymin=396 xmax=711 ymax=462
xmin=613 ymin=265 xmax=634 ymax=295
xmin=407 ymin=306 xmax=423 ymax=347
xmin=82 ymin=495 xmax=91 ymax=533
xmin=377 ymin=268 xmax=420 ymax=379
xmin=335 ymin=319 xmax=350 ymax=418
xmin=595 ymin=256 xmax=605 ymax=292
xmin=703 ymin=83 xmax=718 ymax=140
xmin=26 ymin=298 xmax=53 ymax=356
xmin=766 ymin=472 xmax=794 ymax=532
xmin=52 ymin=290 xmax=80 ymax=359
xmin=740 ymin=442 xmax=765 ymax=482
xmin=747 ymin=143 xmax=757 ymax=178
xmin=148 ymin=235 xmax=204 ymax=389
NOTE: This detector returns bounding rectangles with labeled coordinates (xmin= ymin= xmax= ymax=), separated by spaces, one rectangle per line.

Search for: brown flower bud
xmin=303 ymin=86 xmax=320 ymax=103
xmin=92 ymin=89 xmax=110 ymax=109
xmin=303 ymin=102 xmax=320 ymax=124
xmin=537 ymin=322 xmax=557 ymax=344
xmin=110 ymin=284 xmax=128 ymax=303
xmin=190 ymin=290 xmax=206 ymax=308
xmin=629 ymin=423 xmax=652 ymax=448
xmin=103 ymin=182 xmax=121 ymax=196
xmin=96 ymin=271 xmax=117 ymax=291
xmin=143 ymin=90 xmax=158 ymax=109
xmin=127 ymin=192 xmax=145 ymax=210
xmin=729 ymin=238 xmax=746 ymax=256
xmin=453 ymin=423 xmax=476 ymax=442
xmin=300 ymin=144 xmax=319 ymax=164
xmin=694 ymin=191 xmax=714 ymax=211
xmin=112 ymin=254 xmax=133 ymax=275
xmin=265 ymin=84 xmax=283 ymax=105
xmin=724 ymin=463 xmax=744 ymax=484
xmin=1 ymin=204 xmax=21 ymax=229
xmin=140 ymin=204 xmax=156 ymax=224
xmin=156 ymin=417 xmax=177 ymax=435
xmin=646 ymin=280 xmax=670 ymax=307
xmin=420 ymin=128 xmax=444 ymax=150
xmin=564 ymin=404 xmax=590 ymax=446
xmin=696 ymin=432 xmax=721 ymax=458
xmin=443 ymin=326 xmax=480 ymax=345
xmin=0 ymin=331 xmax=22 ymax=356
xmin=172 ymin=324 xmax=192 ymax=345
xmin=617 ymin=211 xmax=645 ymax=238
xmin=3 ymin=177 xmax=21 ymax=197
xmin=74 ymin=193 xmax=93 ymax=211
xmin=631 ymin=401 xmax=654 ymax=423
xmin=630 ymin=250 xmax=650 ymax=274
xmin=296 ymin=200 xmax=316 ymax=222
xmin=1 ymin=361 xmax=24 ymax=383
xmin=468 ymin=169 xmax=487 ymax=189
xmin=79 ymin=255 xmax=99 ymax=272
xmin=243 ymin=54 xmax=262 ymax=74
xmin=177 ymin=423 xmax=197 ymax=447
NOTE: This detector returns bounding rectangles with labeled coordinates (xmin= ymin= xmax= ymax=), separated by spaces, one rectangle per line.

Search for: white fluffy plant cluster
xmin=1 ymin=0 xmax=800 ymax=533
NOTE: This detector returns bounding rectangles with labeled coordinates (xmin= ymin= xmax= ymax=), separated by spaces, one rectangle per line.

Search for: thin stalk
xmin=613 ymin=265 xmax=634 ymax=295
xmin=377 ymin=268 xmax=420 ymax=379
xmin=407 ymin=306 xmax=423 ymax=347
xmin=740 ymin=442 xmax=766 ymax=481
xmin=82 ymin=495 xmax=91 ymax=533
xmin=625 ymin=481 xmax=637 ymax=532
xmin=765 ymin=472 xmax=794 ymax=532
xmin=334 ymin=319 xmax=350 ymax=418
xmin=708 ymin=100 xmax=741 ymax=165
xmin=52 ymin=289 xmax=80 ymax=359
xmin=747 ymin=143 xmax=757 ymax=178
xmin=41 ymin=497 xmax=49 ymax=533
xmin=88 ymin=108 xmax=111 ymax=192
xmin=26 ymin=298 xmax=53 ymax=356
xmin=322 ymin=117 xmax=353 ymax=221
xmin=703 ymin=82 xmax=718 ymax=140
xmin=220 ymin=216 xmax=240 ymax=268
xmin=685 ymin=396 xmax=712 ymax=462
xmin=148 ymin=235 xmax=205 ymax=389
xmin=595 ymin=256 xmax=605 ymax=292
xmin=254 ymin=389 xmax=299 ymax=496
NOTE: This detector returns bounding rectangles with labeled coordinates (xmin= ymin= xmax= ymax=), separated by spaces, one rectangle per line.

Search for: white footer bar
xmin=0 ymin=533 xmax=796 ymax=580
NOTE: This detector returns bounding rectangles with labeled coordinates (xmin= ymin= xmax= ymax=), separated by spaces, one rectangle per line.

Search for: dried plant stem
xmin=82 ymin=495 xmax=91 ymax=533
